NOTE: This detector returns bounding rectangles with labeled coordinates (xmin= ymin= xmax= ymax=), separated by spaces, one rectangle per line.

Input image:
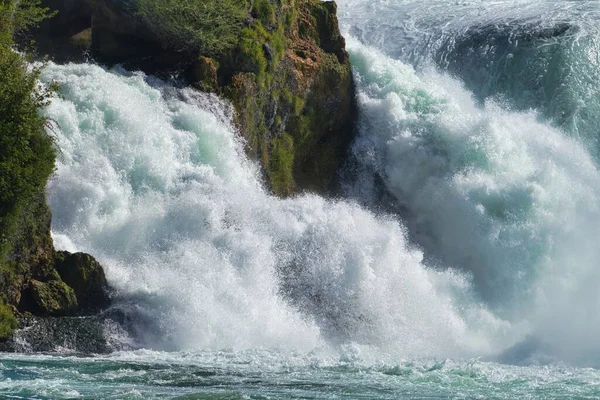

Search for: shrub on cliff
xmin=0 ymin=302 xmax=17 ymax=339
xmin=0 ymin=0 xmax=56 ymax=258
xmin=134 ymin=0 xmax=247 ymax=55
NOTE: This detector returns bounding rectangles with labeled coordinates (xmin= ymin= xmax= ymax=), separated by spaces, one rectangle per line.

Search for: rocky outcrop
xmin=55 ymin=251 xmax=111 ymax=311
xmin=0 ymin=189 xmax=110 ymax=319
xmin=32 ymin=0 xmax=357 ymax=196
xmin=224 ymin=1 xmax=356 ymax=195
xmin=14 ymin=250 xmax=111 ymax=318
xmin=24 ymin=280 xmax=78 ymax=315
xmin=0 ymin=212 xmax=111 ymax=345
xmin=1 ymin=191 xmax=56 ymax=310
xmin=0 ymin=190 xmax=111 ymax=340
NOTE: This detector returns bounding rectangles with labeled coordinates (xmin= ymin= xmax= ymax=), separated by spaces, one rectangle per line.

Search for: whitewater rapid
xmin=39 ymin=0 xmax=600 ymax=367
xmin=42 ymin=63 xmax=506 ymax=360
xmin=338 ymin=0 xmax=600 ymax=365
xmin=345 ymin=36 xmax=600 ymax=365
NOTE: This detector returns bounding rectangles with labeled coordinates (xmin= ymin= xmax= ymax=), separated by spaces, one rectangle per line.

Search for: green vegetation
xmin=0 ymin=0 xmax=57 ymax=338
xmin=0 ymin=0 xmax=56 ymax=261
xmin=251 ymin=0 xmax=275 ymax=26
xmin=133 ymin=0 xmax=289 ymax=86
xmin=238 ymin=25 xmax=270 ymax=78
xmin=0 ymin=302 xmax=17 ymax=339
xmin=134 ymin=0 xmax=247 ymax=55
xmin=5 ymin=0 xmax=54 ymax=33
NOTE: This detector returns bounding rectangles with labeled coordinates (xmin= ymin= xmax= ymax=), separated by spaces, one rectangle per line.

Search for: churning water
xmin=3 ymin=0 xmax=600 ymax=398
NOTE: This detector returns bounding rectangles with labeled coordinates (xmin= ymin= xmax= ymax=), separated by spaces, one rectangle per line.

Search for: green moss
xmin=29 ymin=280 xmax=77 ymax=316
xmin=0 ymin=302 xmax=17 ymax=339
xmin=280 ymin=88 xmax=293 ymax=104
xmin=55 ymin=251 xmax=110 ymax=311
xmin=292 ymin=97 xmax=304 ymax=116
xmin=270 ymin=26 xmax=286 ymax=62
xmin=306 ymin=1 xmax=338 ymax=47
xmin=279 ymin=89 xmax=304 ymax=117
xmin=320 ymin=52 xmax=351 ymax=76
xmin=268 ymin=133 xmax=295 ymax=195
xmin=223 ymin=0 xmax=354 ymax=196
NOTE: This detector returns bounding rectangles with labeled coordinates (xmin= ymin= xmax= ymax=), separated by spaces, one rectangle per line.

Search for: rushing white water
xmin=37 ymin=0 xmax=600 ymax=369
xmin=337 ymin=0 xmax=600 ymax=365
xmin=42 ymin=63 xmax=506 ymax=360
xmin=344 ymin=36 xmax=600 ymax=365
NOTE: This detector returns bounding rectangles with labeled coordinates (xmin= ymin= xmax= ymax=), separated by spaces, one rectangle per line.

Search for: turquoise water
xmin=4 ymin=0 xmax=600 ymax=398
xmin=2 ymin=351 xmax=600 ymax=399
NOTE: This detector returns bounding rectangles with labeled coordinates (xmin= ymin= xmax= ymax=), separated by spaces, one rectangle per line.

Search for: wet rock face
xmin=222 ymin=0 xmax=357 ymax=196
xmin=0 ymin=316 xmax=113 ymax=353
xmin=55 ymin=251 xmax=111 ymax=312
xmin=309 ymin=0 xmax=348 ymax=64
xmin=26 ymin=0 xmax=93 ymax=63
xmin=0 ymin=306 xmax=161 ymax=354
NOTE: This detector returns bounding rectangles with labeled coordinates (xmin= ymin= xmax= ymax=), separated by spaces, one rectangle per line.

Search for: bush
xmin=134 ymin=0 xmax=247 ymax=55
xmin=251 ymin=0 xmax=275 ymax=26
xmin=0 ymin=302 xmax=17 ymax=339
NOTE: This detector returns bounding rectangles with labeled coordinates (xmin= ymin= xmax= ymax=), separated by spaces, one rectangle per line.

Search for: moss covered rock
xmin=190 ymin=56 xmax=220 ymax=93
xmin=55 ymin=251 xmax=111 ymax=312
xmin=22 ymin=280 xmax=78 ymax=316
xmin=225 ymin=0 xmax=356 ymax=196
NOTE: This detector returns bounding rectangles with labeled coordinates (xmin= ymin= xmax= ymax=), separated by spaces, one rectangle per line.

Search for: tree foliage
xmin=0 ymin=0 xmax=56 ymax=257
